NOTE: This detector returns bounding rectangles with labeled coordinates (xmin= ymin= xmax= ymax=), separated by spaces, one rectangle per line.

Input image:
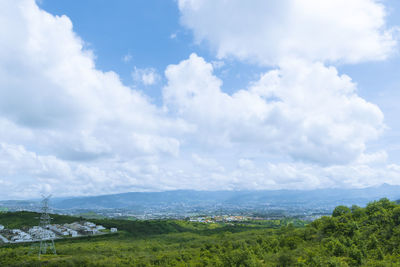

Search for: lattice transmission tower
xmin=38 ymin=195 xmax=56 ymax=258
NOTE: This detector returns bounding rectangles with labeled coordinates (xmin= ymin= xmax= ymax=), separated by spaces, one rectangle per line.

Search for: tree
xmin=332 ymin=206 xmax=351 ymax=217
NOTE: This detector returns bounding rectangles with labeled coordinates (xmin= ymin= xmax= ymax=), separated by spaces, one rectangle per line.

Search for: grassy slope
xmin=0 ymin=224 xmax=286 ymax=266
xmin=0 ymin=212 xmax=304 ymax=266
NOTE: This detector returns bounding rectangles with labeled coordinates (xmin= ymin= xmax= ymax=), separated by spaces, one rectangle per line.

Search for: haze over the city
xmin=1 ymin=0 xmax=400 ymax=199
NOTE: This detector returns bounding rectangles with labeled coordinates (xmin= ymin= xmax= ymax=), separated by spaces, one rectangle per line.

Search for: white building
xmin=28 ymin=226 xmax=56 ymax=240
xmin=69 ymin=230 xmax=78 ymax=237
xmin=110 ymin=228 xmax=117 ymax=233
xmin=64 ymin=222 xmax=84 ymax=231
xmin=0 ymin=225 xmax=4 ymax=230
xmin=96 ymin=225 xmax=106 ymax=230
xmin=49 ymin=225 xmax=70 ymax=236
xmin=11 ymin=230 xmax=32 ymax=242
xmin=84 ymin=227 xmax=99 ymax=235
xmin=84 ymin=222 xmax=96 ymax=228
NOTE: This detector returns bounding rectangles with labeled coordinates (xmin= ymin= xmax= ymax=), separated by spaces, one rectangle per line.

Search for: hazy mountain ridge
xmin=36 ymin=184 xmax=400 ymax=208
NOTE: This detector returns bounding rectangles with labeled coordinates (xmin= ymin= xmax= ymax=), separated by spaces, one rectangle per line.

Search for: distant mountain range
xmin=51 ymin=183 xmax=400 ymax=209
xmin=2 ymin=184 xmax=400 ymax=216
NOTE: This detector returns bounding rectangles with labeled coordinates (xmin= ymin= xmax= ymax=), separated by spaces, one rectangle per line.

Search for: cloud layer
xmin=0 ymin=0 xmax=399 ymax=198
xmin=0 ymin=0 xmax=184 ymax=160
xmin=178 ymin=0 xmax=398 ymax=65
xmin=0 ymin=0 xmax=186 ymax=198
xmin=164 ymin=54 xmax=384 ymax=165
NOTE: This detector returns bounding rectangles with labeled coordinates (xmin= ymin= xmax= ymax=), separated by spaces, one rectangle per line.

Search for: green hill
xmin=1 ymin=198 xmax=400 ymax=266
xmin=0 ymin=211 xmax=78 ymax=229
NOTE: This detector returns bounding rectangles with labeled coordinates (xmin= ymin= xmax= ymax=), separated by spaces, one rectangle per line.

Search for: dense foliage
xmin=1 ymin=198 xmax=400 ymax=266
xmin=0 ymin=211 xmax=78 ymax=229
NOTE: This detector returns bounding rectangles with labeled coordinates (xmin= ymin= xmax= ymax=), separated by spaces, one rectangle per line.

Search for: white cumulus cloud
xmin=132 ymin=67 xmax=161 ymax=86
xmin=164 ymin=54 xmax=384 ymax=165
xmin=178 ymin=0 xmax=398 ymax=65
xmin=0 ymin=0 xmax=185 ymax=160
xmin=0 ymin=0 xmax=190 ymax=198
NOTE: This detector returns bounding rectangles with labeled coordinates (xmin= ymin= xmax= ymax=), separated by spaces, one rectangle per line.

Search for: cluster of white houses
xmin=0 ymin=222 xmax=117 ymax=244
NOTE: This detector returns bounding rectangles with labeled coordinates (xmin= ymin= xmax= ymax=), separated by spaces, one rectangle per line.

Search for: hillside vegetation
xmin=1 ymin=198 xmax=400 ymax=266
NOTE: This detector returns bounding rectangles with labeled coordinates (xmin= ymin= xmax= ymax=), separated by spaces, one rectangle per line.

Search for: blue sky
xmin=38 ymin=0 xmax=268 ymax=100
xmin=0 ymin=0 xmax=400 ymax=199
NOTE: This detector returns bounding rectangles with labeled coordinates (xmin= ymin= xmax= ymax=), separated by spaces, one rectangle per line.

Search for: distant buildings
xmin=28 ymin=226 xmax=56 ymax=240
xmin=188 ymin=215 xmax=249 ymax=223
xmin=70 ymin=230 xmax=78 ymax=237
xmin=10 ymin=229 xmax=32 ymax=242
xmin=0 ymin=221 xmax=113 ymax=244
xmin=84 ymin=222 xmax=96 ymax=228
xmin=96 ymin=225 xmax=106 ymax=230
xmin=48 ymin=225 xmax=70 ymax=236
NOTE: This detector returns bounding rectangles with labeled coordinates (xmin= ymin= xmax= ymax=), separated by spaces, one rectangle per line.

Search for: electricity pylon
xmin=38 ymin=195 xmax=56 ymax=258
